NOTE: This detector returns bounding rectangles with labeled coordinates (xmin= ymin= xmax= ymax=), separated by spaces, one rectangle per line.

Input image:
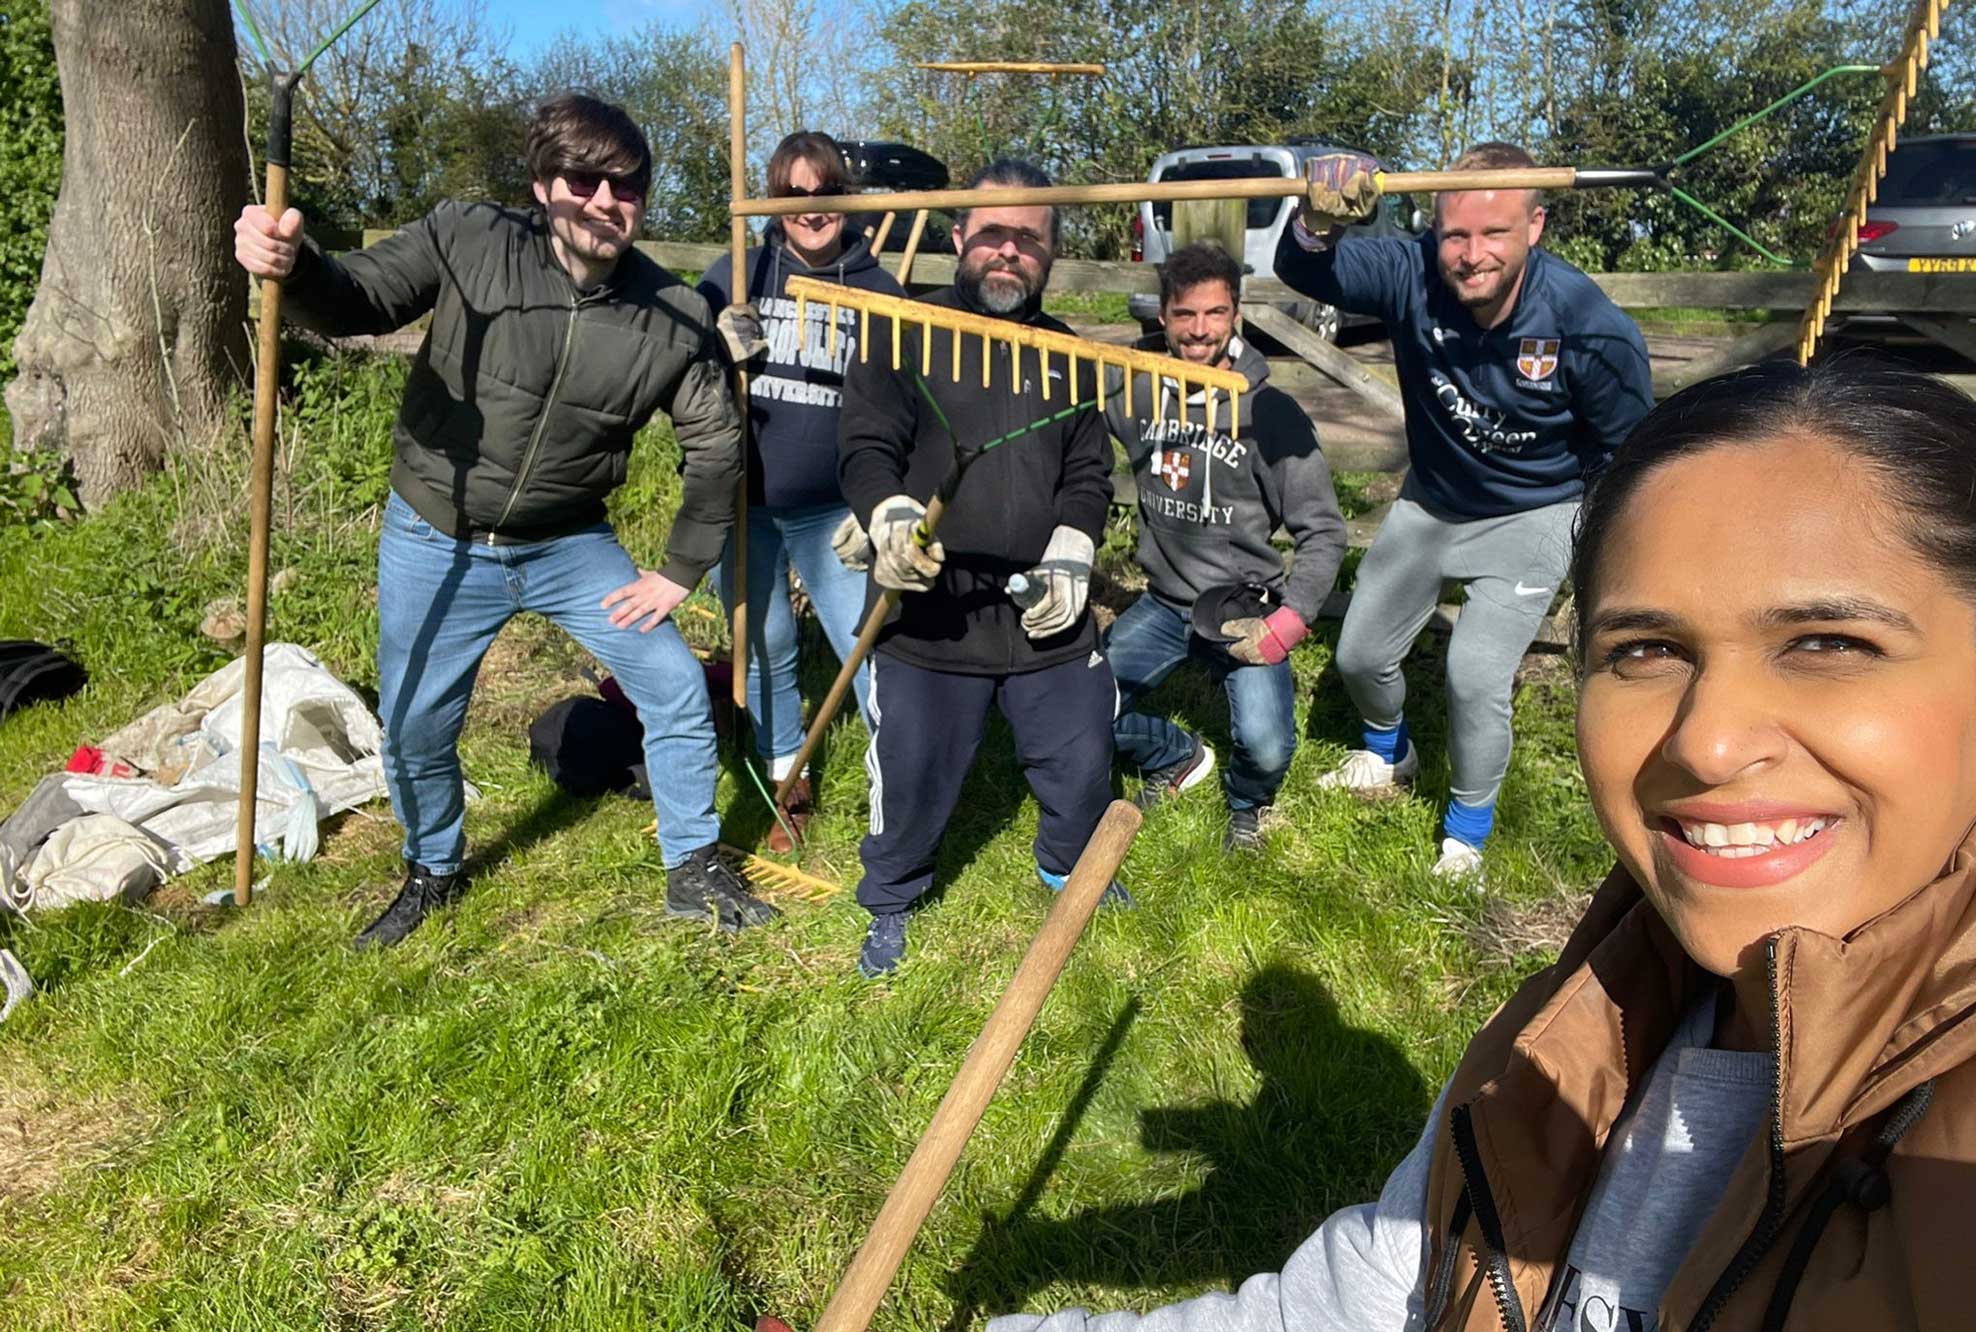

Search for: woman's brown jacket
xmin=1420 ymin=832 xmax=1976 ymax=1330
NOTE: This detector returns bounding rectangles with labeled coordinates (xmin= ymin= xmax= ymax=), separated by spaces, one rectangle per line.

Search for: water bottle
xmin=1006 ymin=572 xmax=1046 ymax=609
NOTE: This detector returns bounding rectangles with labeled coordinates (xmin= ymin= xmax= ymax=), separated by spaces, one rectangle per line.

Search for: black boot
xmin=354 ymin=863 xmax=466 ymax=950
xmin=665 ymin=845 xmax=779 ymax=933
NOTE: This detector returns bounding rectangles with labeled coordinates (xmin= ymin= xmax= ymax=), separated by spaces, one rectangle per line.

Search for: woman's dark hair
xmin=525 ymin=93 xmax=652 ymax=199
xmin=1159 ymin=241 xmax=1244 ymax=310
xmin=1571 ymin=356 xmax=1976 ymax=659
xmin=766 ymin=131 xmax=854 ymax=197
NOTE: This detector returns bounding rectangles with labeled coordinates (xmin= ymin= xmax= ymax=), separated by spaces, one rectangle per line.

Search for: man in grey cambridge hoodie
xmin=1104 ymin=242 xmax=1348 ymax=852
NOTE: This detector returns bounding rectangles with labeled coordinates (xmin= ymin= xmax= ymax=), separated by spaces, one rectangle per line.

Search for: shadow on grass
xmin=463 ymin=784 xmax=610 ymax=885
xmin=943 ymin=963 xmax=1431 ymax=1325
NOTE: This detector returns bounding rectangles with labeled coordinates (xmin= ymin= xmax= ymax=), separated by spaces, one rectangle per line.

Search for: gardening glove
xmin=830 ymin=510 xmax=873 ymax=571
xmin=1223 ymin=607 xmax=1309 ymax=666
xmin=869 ymin=495 xmax=944 ymax=592
xmin=1297 ymin=152 xmax=1382 ymax=243
xmin=716 ymin=301 xmax=768 ymax=363
xmin=1019 ymin=526 xmax=1095 ymax=640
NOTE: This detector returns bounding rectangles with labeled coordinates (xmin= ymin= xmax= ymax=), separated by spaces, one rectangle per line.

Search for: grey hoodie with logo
xmin=1106 ymin=336 xmax=1346 ymax=626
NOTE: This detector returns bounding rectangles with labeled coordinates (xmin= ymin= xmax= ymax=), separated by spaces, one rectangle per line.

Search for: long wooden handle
xmin=894 ymin=209 xmax=930 ymax=286
xmin=770 ymin=492 xmax=949 ymax=809
xmin=810 ymin=801 xmax=1143 ymax=1332
xmin=734 ymin=166 xmax=1603 ymax=218
xmin=234 ymin=156 xmax=290 ymax=909
xmin=727 ymin=43 xmax=750 ymax=710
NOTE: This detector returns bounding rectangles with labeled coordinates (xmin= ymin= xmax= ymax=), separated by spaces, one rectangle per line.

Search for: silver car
xmin=1129 ymin=139 xmax=1424 ymax=341
xmin=1850 ymin=133 xmax=1976 ymax=274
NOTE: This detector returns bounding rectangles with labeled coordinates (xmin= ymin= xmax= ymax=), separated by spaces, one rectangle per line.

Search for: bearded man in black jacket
xmin=835 ymin=159 xmax=1124 ymax=978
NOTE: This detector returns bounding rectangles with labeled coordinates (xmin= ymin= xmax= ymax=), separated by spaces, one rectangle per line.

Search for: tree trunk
xmin=5 ymin=0 xmax=248 ymax=502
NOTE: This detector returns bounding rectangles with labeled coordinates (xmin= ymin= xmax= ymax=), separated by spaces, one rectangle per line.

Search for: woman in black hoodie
xmin=698 ymin=132 xmax=904 ymax=849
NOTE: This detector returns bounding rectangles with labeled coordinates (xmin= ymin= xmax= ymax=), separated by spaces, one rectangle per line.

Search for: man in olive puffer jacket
xmin=233 ymin=94 xmax=774 ymax=946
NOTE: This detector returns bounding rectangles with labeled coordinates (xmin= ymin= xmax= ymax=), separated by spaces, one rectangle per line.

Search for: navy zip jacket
xmin=698 ymin=223 xmax=905 ymax=509
xmin=1274 ymin=227 xmax=1652 ymax=519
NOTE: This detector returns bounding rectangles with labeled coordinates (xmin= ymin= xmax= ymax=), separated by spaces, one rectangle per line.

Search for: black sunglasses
xmin=561 ymin=170 xmax=646 ymax=204
xmin=776 ymin=184 xmax=849 ymax=200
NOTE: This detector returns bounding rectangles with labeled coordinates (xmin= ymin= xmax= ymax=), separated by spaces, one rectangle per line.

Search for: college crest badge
xmin=1157 ymin=449 xmax=1192 ymax=491
xmin=1516 ymin=337 xmax=1560 ymax=382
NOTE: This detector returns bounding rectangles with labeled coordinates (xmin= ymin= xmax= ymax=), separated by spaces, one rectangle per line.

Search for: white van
xmin=1130 ymin=139 xmax=1424 ymax=341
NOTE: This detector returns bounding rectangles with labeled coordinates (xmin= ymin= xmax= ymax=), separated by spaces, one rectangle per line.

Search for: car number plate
xmin=1907 ymin=257 xmax=1976 ymax=273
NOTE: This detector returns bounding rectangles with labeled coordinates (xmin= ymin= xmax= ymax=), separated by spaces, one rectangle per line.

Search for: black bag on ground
xmin=0 ymin=641 xmax=86 ymax=721
xmin=528 ymin=694 xmax=649 ymax=800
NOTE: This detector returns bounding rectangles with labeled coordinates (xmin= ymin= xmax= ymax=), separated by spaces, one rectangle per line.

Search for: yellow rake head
xmin=784 ymin=275 xmax=1249 ymax=433
xmin=719 ymin=846 xmax=843 ymax=902
xmin=641 ymin=821 xmax=845 ymax=902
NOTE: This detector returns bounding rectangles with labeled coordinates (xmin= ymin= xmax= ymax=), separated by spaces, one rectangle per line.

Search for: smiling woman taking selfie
xmin=993 ymin=359 xmax=1976 ymax=1331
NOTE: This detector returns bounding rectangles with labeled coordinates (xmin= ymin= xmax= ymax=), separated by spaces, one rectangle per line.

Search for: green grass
xmin=0 ymin=351 xmax=1610 ymax=1330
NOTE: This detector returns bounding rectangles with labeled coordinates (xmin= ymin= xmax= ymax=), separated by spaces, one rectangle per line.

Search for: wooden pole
xmin=727 ymin=43 xmax=750 ymax=710
xmin=235 ymin=152 xmax=288 ymax=909
xmin=867 ymin=210 xmax=898 ymax=255
xmin=800 ymin=802 xmax=1143 ymax=1332
xmin=913 ymin=60 xmax=1107 ymax=75
xmin=894 ymin=209 xmax=930 ymax=286
xmin=733 ymin=165 xmax=1656 ymax=219
xmin=234 ymin=71 xmax=309 ymax=909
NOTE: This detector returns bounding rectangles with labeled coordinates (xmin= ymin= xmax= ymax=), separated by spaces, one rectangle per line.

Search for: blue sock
xmin=1362 ymin=718 xmax=1408 ymax=763
xmin=1443 ymin=797 xmax=1496 ymax=849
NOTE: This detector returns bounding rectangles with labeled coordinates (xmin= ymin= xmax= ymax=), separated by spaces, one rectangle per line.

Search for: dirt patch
xmin=0 ymin=1076 xmax=147 ymax=1202
xmin=1464 ymin=885 xmax=1594 ymax=972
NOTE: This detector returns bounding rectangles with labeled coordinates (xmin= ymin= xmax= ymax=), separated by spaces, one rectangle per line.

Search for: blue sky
xmin=479 ymin=0 xmax=723 ymax=58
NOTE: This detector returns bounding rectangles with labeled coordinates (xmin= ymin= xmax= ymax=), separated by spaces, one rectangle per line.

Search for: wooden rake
xmin=763 ymin=278 xmax=1246 ymax=819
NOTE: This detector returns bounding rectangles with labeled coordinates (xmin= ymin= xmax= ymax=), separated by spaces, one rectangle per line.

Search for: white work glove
xmin=716 ymin=302 xmax=768 ymax=362
xmin=1019 ymin=526 xmax=1095 ymax=639
xmin=830 ymin=511 xmax=873 ymax=572
xmin=869 ymin=495 xmax=944 ymax=592
xmin=1297 ymin=152 xmax=1382 ymax=243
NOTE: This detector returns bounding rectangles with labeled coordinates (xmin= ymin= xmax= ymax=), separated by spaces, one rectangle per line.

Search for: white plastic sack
xmin=13 ymin=643 xmax=389 ymax=875
xmin=20 ymin=813 xmax=169 ymax=911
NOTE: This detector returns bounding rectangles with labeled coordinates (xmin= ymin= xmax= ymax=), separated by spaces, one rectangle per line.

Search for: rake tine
xmin=892 ymin=312 xmax=902 ymax=371
xmin=828 ymin=301 xmax=840 ymax=362
xmin=1039 ymin=346 xmax=1050 ymax=401
xmin=921 ymin=319 xmax=932 ymax=376
xmin=860 ymin=308 xmax=870 ymax=363
xmin=982 ymin=332 xmax=991 ymax=389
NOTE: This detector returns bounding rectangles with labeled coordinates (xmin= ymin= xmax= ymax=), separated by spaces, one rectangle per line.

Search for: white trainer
xmin=1431 ymin=837 xmax=1486 ymax=886
xmin=1317 ymin=742 xmax=1419 ymax=790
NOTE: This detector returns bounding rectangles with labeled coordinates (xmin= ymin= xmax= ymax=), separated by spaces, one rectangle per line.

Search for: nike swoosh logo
xmin=1514 ymin=583 xmax=1552 ymax=597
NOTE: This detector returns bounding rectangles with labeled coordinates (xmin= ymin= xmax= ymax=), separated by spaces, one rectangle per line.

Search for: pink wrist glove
xmin=1222 ymin=606 xmax=1309 ymax=666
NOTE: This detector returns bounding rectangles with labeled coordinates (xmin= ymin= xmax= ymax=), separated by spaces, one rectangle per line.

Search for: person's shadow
xmin=943 ymin=963 xmax=1432 ymax=1328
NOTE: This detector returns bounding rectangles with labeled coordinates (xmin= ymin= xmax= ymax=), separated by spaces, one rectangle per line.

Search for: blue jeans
xmin=376 ymin=492 xmax=720 ymax=871
xmin=715 ymin=501 xmax=873 ymax=764
xmin=1106 ymin=593 xmax=1297 ymax=811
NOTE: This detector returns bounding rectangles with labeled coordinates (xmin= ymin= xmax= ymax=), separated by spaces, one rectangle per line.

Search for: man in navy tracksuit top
xmin=1276 ymin=142 xmax=1652 ymax=884
xmin=836 ymin=159 xmax=1120 ymax=978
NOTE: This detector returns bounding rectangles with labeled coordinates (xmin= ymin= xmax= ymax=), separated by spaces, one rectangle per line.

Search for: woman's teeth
xmin=1674 ymin=817 xmax=1829 ymax=859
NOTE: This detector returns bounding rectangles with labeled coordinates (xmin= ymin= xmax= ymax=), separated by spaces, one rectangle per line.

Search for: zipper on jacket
xmin=490 ymin=292 xmax=583 ymax=540
xmin=1690 ymin=939 xmax=1788 ymax=1332
xmin=1449 ymin=1102 xmax=1528 ymax=1332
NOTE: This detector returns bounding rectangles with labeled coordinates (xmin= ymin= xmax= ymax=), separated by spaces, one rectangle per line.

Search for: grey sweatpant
xmin=1335 ymin=491 xmax=1577 ymax=807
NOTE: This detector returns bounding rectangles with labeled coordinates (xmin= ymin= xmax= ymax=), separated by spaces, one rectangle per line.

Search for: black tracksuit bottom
xmin=857 ymin=649 xmax=1117 ymax=915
